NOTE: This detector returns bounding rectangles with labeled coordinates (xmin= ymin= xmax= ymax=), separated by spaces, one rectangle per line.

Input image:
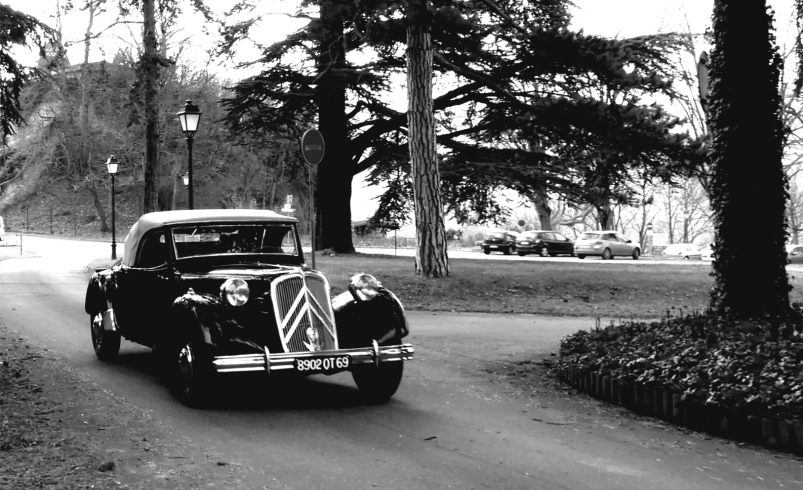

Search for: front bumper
xmin=212 ymin=342 xmax=414 ymax=374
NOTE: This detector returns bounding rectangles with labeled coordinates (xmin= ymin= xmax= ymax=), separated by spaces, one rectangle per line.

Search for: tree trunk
xmin=532 ymin=187 xmax=552 ymax=230
xmin=314 ymin=0 xmax=355 ymax=254
xmin=708 ymin=0 xmax=790 ymax=324
xmin=596 ymin=202 xmax=614 ymax=230
xmin=141 ymin=0 xmax=159 ymax=214
xmin=89 ymin=181 xmax=109 ymax=232
xmin=407 ymin=0 xmax=449 ymax=278
xmin=78 ymin=0 xmax=97 ymax=177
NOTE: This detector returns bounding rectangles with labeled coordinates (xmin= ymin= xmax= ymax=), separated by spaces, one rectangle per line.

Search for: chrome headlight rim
xmin=220 ymin=278 xmax=250 ymax=306
xmin=348 ymin=273 xmax=381 ymax=302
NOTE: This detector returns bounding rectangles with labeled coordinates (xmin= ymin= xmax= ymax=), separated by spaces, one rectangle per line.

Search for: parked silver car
xmin=574 ymin=231 xmax=641 ymax=260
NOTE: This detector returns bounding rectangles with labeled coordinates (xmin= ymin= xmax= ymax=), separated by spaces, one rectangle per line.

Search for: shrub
xmin=558 ymin=310 xmax=803 ymax=418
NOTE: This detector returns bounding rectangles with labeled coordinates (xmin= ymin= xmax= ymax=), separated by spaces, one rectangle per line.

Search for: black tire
xmin=632 ymin=248 xmax=640 ymax=260
xmin=539 ymin=247 xmax=550 ymax=257
xmin=90 ymin=313 xmax=121 ymax=361
xmin=577 ymin=255 xmax=585 ymax=259
xmin=517 ymin=252 xmax=526 ymax=257
xmin=170 ymin=339 xmax=213 ymax=407
xmin=483 ymin=249 xmax=491 ymax=255
xmin=601 ymin=248 xmax=613 ymax=260
xmin=352 ymin=361 xmax=404 ymax=403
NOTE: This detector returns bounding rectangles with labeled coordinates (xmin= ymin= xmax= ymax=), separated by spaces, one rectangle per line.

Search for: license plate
xmin=295 ymin=356 xmax=350 ymax=373
xmin=489 ymin=245 xmax=498 ymax=249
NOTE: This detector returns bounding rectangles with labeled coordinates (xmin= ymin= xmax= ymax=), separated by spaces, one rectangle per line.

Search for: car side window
xmin=545 ymin=232 xmax=557 ymax=240
xmin=136 ymin=232 xmax=167 ymax=268
xmin=554 ymin=233 xmax=567 ymax=241
xmin=602 ymin=233 xmax=616 ymax=241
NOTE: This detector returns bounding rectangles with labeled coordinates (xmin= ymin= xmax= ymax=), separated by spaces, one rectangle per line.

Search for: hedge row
xmin=557 ymin=363 xmax=803 ymax=453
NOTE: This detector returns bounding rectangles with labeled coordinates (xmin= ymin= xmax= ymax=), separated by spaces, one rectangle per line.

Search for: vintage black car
xmin=84 ymin=210 xmax=413 ymax=406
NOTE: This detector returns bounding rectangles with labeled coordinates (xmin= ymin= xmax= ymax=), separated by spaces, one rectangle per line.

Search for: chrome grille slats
xmin=270 ymin=272 xmax=336 ymax=353
xmin=305 ymin=274 xmax=337 ymax=350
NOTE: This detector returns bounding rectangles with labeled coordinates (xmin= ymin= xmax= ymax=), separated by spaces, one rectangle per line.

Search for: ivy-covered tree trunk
xmin=406 ymin=0 xmax=448 ymax=278
xmin=314 ymin=0 xmax=355 ymax=254
xmin=708 ymin=0 xmax=790 ymax=323
xmin=141 ymin=0 xmax=159 ymax=214
xmin=532 ymin=188 xmax=553 ymax=230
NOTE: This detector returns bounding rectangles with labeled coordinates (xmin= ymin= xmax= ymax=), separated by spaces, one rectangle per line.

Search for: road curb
xmin=558 ymin=364 xmax=803 ymax=455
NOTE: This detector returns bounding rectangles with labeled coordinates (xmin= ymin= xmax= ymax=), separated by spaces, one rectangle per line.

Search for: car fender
xmin=169 ymin=290 xmax=267 ymax=353
xmin=85 ymin=269 xmax=115 ymax=315
xmin=333 ymin=287 xmax=409 ymax=348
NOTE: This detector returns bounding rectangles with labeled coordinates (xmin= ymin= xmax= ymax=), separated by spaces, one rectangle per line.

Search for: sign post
xmin=300 ymin=129 xmax=325 ymax=268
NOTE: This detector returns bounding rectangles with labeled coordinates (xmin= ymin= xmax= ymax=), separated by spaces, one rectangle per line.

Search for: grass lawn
xmin=312 ymin=253 xmax=803 ymax=318
xmin=84 ymin=249 xmax=803 ymax=319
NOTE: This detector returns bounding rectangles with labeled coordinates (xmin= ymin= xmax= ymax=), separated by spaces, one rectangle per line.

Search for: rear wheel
xmin=352 ymin=361 xmax=404 ymax=403
xmin=601 ymin=248 xmax=613 ymax=260
xmin=632 ymin=248 xmax=640 ymax=260
xmin=90 ymin=313 xmax=121 ymax=361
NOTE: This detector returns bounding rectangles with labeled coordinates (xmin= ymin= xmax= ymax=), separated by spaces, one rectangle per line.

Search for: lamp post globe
xmin=106 ymin=155 xmax=119 ymax=260
xmin=176 ymin=100 xmax=202 ymax=209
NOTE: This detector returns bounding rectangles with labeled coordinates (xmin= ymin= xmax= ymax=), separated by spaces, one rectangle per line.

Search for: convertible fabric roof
xmin=122 ymin=209 xmax=297 ymax=266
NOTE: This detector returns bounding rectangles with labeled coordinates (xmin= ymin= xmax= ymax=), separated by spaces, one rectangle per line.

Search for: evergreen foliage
xmin=220 ymin=0 xmax=700 ymax=242
xmin=0 ymin=5 xmax=53 ymax=145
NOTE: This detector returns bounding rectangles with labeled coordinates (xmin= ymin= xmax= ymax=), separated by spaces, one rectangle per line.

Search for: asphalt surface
xmin=1 ymin=236 xmax=801 ymax=489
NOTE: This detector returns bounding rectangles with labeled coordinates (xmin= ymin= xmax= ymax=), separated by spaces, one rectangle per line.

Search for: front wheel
xmin=601 ymin=248 xmax=613 ymax=260
xmin=632 ymin=248 xmax=640 ymax=260
xmin=90 ymin=313 xmax=121 ymax=361
xmin=352 ymin=361 xmax=404 ymax=403
xmin=483 ymin=249 xmax=491 ymax=255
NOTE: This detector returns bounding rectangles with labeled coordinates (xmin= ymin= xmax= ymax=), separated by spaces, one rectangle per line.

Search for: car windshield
xmin=171 ymin=223 xmax=300 ymax=260
xmin=579 ymin=232 xmax=601 ymax=240
xmin=486 ymin=232 xmax=505 ymax=239
xmin=521 ymin=232 xmax=537 ymax=239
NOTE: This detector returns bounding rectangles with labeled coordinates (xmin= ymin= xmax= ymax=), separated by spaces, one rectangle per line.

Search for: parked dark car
xmin=482 ymin=231 xmax=519 ymax=255
xmin=516 ymin=231 xmax=574 ymax=257
xmin=84 ymin=209 xmax=413 ymax=406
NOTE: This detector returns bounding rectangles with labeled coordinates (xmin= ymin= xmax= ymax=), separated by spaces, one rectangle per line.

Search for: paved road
xmin=1 ymin=235 xmax=801 ymax=489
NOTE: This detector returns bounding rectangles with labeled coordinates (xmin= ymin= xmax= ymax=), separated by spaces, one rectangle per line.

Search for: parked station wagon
xmin=84 ymin=210 xmax=413 ymax=406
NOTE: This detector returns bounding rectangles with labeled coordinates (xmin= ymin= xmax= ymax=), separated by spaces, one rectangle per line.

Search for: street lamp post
xmin=182 ymin=173 xmax=189 ymax=208
xmin=106 ymin=155 xmax=119 ymax=260
xmin=176 ymin=100 xmax=202 ymax=209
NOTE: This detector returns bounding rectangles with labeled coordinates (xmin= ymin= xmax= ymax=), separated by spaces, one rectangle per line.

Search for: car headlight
xmin=220 ymin=278 xmax=249 ymax=306
xmin=348 ymin=273 xmax=381 ymax=302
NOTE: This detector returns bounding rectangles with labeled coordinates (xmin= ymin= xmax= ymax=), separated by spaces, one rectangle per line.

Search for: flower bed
xmin=557 ymin=310 xmax=803 ymax=452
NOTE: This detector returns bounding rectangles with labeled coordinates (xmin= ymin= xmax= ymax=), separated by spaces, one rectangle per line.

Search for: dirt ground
xmin=0 ymin=322 xmax=252 ymax=489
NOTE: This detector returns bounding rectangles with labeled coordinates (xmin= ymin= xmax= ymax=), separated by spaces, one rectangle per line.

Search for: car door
xmin=614 ymin=233 xmax=633 ymax=256
xmin=113 ymin=229 xmax=178 ymax=346
xmin=552 ymin=232 xmax=572 ymax=255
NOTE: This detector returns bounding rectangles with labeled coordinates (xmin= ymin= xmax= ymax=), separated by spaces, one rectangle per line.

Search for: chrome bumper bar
xmin=212 ymin=342 xmax=414 ymax=374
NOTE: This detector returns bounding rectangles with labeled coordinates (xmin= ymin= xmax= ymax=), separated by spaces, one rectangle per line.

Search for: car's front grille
xmin=271 ymin=273 xmax=337 ymax=353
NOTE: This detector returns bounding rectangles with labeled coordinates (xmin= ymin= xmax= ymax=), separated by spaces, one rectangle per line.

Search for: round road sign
xmin=300 ymin=129 xmax=325 ymax=165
